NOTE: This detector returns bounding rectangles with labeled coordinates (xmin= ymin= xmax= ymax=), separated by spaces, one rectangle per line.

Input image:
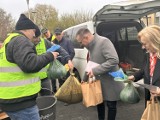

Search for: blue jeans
xmin=6 ymin=105 xmax=40 ymax=120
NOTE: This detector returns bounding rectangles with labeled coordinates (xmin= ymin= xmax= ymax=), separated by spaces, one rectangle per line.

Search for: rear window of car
xmin=119 ymin=26 xmax=138 ymax=41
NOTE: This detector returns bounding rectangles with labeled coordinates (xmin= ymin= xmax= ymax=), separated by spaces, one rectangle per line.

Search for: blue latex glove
xmin=47 ymin=44 xmax=60 ymax=52
xmin=109 ymin=68 xmax=127 ymax=79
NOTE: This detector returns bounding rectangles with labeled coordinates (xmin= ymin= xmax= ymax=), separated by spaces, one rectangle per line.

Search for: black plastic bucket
xmin=36 ymin=89 xmax=57 ymax=120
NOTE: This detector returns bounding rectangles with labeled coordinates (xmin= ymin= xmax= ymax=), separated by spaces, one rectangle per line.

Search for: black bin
xmin=36 ymin=95 xmax=57 ymax=120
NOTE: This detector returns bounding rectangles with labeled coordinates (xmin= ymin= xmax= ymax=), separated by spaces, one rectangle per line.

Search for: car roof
xmin=63 ymin=21 xmax=95 ymax=34
xmin=93 ymin=0 xmax=160 ymax=21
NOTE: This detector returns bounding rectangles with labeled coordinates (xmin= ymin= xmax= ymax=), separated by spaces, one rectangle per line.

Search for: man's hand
xmin=87 ymin=69 xmax=94 ymax=78
xmin=51 ymin=52 xmax=59 ymax=59
xmin=68 ymin=60 xmax=74 ymax=70
xmin=47 ymin=44 xmax=60 ymax=52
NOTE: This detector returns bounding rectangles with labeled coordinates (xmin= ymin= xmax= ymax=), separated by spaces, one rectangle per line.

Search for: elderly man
xmin=53 ymin=28 xmax=75 ymax=90
xmin=76 ymin=28 xmax=124 ymax=120
xmin=0 ymin=14 xmax=59 ymax=120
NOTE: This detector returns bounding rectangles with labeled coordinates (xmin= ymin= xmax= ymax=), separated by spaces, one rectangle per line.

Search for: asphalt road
xmin=56 ymin=83 xmax=145 ymax=120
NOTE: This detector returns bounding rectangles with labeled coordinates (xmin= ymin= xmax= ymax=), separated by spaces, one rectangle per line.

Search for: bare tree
xmin=24 ymin=4 xmax=93 ymax=33
xmin=0 ymin=8 xmax=15 ymax=42
xmin=28 ymin=4 xmax=58 ymax=31
xmin=58 ymin=10 xmax=93 ymax=29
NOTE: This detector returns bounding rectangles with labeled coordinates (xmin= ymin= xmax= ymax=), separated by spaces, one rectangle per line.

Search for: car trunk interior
xmin=96 ymin=21 xmax=145 ymax=74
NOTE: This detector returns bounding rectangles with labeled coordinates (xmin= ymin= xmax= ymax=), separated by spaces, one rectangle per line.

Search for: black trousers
xmin=40 ymin=78 xmax=53 ymax=96
xmin=52 ymin=71 xmax=70 ymax=92
xmin=97 ymin=101 xmax=117 ymax=120
xmin=52 ymin=79 xmax=57 ymax=93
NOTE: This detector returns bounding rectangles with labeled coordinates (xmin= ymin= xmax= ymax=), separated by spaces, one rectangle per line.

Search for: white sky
xmin=0 ymin=0 xmax=125 ymax=21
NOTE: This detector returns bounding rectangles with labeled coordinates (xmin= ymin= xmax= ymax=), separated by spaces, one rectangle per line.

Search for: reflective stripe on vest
xmin=1 ymin=66 xmax=25 ymax=72
xmin=0 ymin=33 xmax=41 ymax=99
xmin=0 ymin=66 xmax=47 ymax=73
xmin=0 ymin=77 xmax=39 ymax=87
xmin=36 ymin=38 xmax=48 ymax=79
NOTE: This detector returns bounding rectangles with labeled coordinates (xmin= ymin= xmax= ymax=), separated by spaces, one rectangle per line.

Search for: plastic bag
xmin=55 ymin=73 xmax=82 ymax=104
xmin=47 ymin=59 xmax=67 ymax=79
xmin=120 ymin=82 xmax=140 ymax=104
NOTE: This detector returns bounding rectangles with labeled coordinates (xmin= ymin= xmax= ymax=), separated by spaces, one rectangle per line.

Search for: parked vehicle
xmin=63 ymin=0 xmax=160 ymax=80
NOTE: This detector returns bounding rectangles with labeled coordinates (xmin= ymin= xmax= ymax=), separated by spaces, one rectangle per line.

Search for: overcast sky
xmin=0 ymin=0 xmax=126 ymax=21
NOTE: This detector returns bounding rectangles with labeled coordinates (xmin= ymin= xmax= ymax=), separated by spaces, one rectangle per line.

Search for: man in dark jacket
xmin=53 ymin=28 xmax=75 ymax=89
xmin=54 ymin=28 xmax=75 ymax=63
xmin=0 ymin=14 xmax=59 ymax=120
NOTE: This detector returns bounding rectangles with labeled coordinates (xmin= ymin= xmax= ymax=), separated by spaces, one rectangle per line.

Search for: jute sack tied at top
xmin=55 ymin=72 xmax=82 ymax=104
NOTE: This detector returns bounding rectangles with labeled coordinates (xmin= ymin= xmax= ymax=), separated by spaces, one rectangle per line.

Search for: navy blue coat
xmin=54 ymin=37 xmax=75 ymax=64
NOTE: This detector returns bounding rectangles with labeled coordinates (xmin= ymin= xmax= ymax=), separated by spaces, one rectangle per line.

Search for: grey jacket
xmin=85 ymin=34 xmax=124 ymax=101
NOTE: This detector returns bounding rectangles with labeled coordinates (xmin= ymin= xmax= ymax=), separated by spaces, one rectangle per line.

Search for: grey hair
xmin=76 ymin=28 xmax=90 ymax=38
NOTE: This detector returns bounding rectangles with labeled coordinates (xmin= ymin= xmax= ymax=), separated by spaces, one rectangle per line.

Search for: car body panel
xmin=63 ymin=0 xmax=160 ymax=80
xmin=93 ymin=0 xmax=160 ymax=21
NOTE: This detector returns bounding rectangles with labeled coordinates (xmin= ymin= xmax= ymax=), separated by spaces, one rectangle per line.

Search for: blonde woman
xmin=128 ymin=25 xmax=160 ymax=105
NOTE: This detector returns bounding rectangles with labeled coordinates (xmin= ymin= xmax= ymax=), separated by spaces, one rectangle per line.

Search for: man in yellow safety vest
xmin=0 ymin=14 xmax=59 ymax=120
xmin=32 ymin=26 xmax=74 ymax=95
xmin=41 ymin=28 xmax=55 ymax=42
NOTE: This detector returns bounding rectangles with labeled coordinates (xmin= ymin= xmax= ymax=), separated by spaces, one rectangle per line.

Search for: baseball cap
xmin=54 ymin=28 xmax=62 ymax=35
xmin=41 ymin=28 xmax=48 ymax=34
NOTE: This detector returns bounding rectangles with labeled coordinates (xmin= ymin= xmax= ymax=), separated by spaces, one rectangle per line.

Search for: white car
xmin=63 ymin=0 xmax=160 ymax=80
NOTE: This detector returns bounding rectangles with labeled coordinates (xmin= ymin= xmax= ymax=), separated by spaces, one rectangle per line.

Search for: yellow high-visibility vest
xmin=35 ymin=38 xmax=48 ymax=79
xmin=0 ymin=33 xmax=41 ymax=99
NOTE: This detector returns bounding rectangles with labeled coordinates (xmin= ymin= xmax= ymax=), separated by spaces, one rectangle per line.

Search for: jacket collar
xmin=86 ymin=34 xmax=97 ymax=49
xmin=13 ymin=30 xmax=28 ymax=38
xmin=152 ymin=58 xmax=160 ymax=84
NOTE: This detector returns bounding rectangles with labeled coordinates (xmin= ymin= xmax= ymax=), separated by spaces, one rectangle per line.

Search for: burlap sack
xmin=55 ymin=73 xmax=82 ymax=104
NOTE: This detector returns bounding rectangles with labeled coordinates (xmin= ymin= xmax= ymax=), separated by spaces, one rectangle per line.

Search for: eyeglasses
xmin=78 ymin=36 xmax=88 ymax=44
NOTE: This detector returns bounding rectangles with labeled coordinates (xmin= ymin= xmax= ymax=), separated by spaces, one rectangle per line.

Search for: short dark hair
xmin=76 ymin=28 xmax=90 ymax=37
